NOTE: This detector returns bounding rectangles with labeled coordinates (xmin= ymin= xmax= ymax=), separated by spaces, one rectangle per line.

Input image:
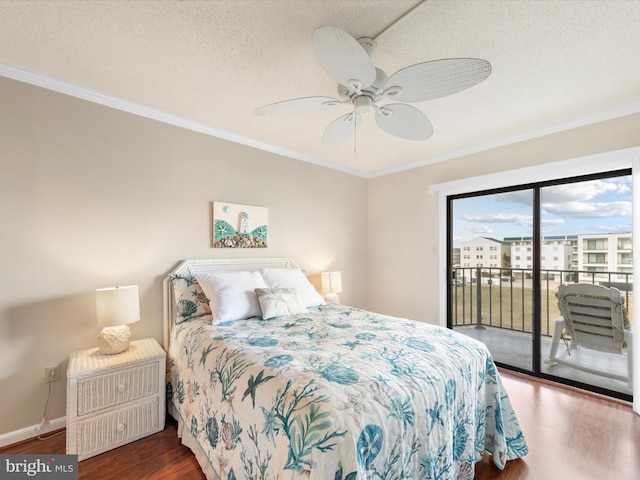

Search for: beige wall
xmin=0 ymin=76 xmax=368 ymax=436
xmin=367 ymin=113 xmax=640 ymax=322
xmin=2 ymin=70 xmax=639 ymax=438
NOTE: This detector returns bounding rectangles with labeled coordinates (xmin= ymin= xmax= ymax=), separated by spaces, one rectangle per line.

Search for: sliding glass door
xmin=538 ymin=176 xmax=632 ymax=397
xmin=448 ymin=170 xmax=632 ymax=400
xmin=449 ymin=189 xmax=535 ymax=372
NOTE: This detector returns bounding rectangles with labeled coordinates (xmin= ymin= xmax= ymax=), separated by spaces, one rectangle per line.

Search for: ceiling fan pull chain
xmin=353 ymin=108 xmax=357 ymax=153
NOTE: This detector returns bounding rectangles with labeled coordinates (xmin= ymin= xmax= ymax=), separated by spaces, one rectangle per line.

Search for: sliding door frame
xmin=431 ymin=147 xmax=640 ymax=413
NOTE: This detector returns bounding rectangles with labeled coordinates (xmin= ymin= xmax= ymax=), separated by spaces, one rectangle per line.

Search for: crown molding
xmin=2 ymin=61 xmax=638 ymax=181
xmin=365 ymin=101 xmax=640 ymax=179
xmin=0 ymin=61 xmax=366 ymax=178
xmin=429 ymin=146 xmax=639 ymax=196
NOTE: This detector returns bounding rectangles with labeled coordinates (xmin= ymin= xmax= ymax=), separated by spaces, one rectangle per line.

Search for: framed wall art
xmin=212 ymin=201 xmax=268 ymax=248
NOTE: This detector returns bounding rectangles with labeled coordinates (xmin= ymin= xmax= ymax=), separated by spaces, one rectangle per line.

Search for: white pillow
xmin=255 ymin=288 xmax=307 ymax=320
xmin=196 ymin=270 xmax=267 ymax=323
xmin=260 ymin=268 xmax=325 ymax=307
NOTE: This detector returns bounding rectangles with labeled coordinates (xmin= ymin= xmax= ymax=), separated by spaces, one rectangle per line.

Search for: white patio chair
xmin=545 ymin=283 xmax=633 ymax=388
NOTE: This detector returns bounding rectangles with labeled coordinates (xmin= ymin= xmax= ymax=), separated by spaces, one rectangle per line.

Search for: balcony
xmin=451 ymin=267 xmax=633 ymax=396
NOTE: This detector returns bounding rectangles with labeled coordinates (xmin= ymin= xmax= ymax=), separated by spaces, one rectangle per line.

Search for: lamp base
xmin=98 ymin=325 xmax=132 ymax=355
xmin=325 ymin=293 xmax=340 ymax=304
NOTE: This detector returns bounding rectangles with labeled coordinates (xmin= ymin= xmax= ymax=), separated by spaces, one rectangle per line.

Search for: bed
xmin=163 ymin=258 xmax=527 ymax=480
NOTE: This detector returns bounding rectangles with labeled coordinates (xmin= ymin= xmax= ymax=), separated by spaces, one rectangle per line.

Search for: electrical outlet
xmin=45 ymin=365 xmax=60 ymax=383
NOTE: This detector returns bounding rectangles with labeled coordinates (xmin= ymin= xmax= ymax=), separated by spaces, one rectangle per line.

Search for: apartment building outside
xmin=578 ymin=233 xmax=632 ymax=285
xmin=458 ymin=233 xmax=632 ymax=285
xmin=460 ymin=237 xmax=508 ymax=269
xmin=503 ymin=235 xmax=576 ymax=280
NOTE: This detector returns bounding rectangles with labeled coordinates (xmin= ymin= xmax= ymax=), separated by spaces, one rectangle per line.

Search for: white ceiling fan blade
xmin=375 ymin=103 xmax=433 ymax=141
xmin=384 ymin=58 xmax=492 ymax=103
xmin=254 ymin=96 xmax=341 ymax=115
xmin=313 ymin=26 xmax=376 ymax=90
xmin=321 ymin=112 xmax=362 ymax=150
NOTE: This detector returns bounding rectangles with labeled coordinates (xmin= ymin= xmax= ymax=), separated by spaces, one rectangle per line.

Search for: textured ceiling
xmin=0 ymin=0 xmax=639 ymax=177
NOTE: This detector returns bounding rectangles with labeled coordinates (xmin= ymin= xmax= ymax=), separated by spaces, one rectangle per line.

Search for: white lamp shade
xmin=329 ymin=271 xmax=342 ymax=294
xmin=96 ymin=285 xmax=140 ymax=327
xmin=321 ymin=272 xmax=331 ymax=294
xmin=321 ymin=271 xmax=342 ymax=294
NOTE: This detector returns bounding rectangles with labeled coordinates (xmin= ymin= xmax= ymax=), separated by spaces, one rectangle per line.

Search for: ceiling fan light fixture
xmin=354 ymin=95 xmax=373 ymax=113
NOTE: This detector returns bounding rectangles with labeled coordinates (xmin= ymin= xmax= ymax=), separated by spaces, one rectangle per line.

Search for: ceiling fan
xmin=254 ymin=25 xmax=492 ymax=150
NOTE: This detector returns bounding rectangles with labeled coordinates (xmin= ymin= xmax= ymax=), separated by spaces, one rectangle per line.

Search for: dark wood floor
xmin=3 ymin=370 xmax=639 ymax=479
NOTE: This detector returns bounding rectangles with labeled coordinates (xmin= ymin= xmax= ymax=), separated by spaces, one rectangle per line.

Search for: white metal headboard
xmin=162 ymin=257 xmax=300 ymax=349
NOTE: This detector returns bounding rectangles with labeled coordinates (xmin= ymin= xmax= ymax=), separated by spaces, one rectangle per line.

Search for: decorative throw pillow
xmin=196 ymin=270 xmax=268 ymax=323
xmin=170 ymin=274 xmax=211 ymax=323
xmin=260 ymin=268 xmax=325 ymax=307
xmin=255 ymin=288 xmax=307 ymax=320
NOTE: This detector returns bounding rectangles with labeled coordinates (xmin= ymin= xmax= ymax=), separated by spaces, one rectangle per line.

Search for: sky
xmin=451 ymin=175 xmax=632 ymax=247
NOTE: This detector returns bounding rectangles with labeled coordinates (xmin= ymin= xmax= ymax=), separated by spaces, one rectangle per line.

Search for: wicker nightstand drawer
xmin=77 ymin=362 xmax=159 ymax=415
xmin=77 ymin=397 xmax=160 ymax=459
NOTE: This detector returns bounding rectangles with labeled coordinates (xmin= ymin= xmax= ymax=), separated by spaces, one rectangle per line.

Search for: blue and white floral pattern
xmin=169 ymin=274 xmax=211 ymax=323
xmin=167 ymin=304 xmax=527 ymax=480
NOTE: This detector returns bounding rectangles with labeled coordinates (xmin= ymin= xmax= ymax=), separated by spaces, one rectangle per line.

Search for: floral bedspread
xmin=167 ymin=304 xmax=527 ymax=480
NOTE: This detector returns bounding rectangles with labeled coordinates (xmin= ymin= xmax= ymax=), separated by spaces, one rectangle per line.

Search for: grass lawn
xmin=451 ymin=284 xmax=633 ymax=337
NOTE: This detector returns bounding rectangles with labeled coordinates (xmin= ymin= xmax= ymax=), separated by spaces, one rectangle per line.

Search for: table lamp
xmin=96 ymin=285 xmax=140 ymax=354
xmin=321 ymin=271 xmax=342 ymax=304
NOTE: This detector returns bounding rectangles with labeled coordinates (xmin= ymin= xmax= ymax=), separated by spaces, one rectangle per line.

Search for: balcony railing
xmin=450 ymin=267 xmax=633 ymax=337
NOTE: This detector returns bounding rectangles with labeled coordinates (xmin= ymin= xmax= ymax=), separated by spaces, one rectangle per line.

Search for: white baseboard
xmin=0 ymin=417 xmax=66 ymax=449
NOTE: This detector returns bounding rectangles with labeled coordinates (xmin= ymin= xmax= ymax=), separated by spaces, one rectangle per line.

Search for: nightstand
xmin=66 ymin=338 xmax=166 ymax=460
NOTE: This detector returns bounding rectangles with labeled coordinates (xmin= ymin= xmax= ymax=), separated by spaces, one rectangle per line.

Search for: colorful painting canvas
xmin=213 ymin=201 xmax=268 ymax=248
